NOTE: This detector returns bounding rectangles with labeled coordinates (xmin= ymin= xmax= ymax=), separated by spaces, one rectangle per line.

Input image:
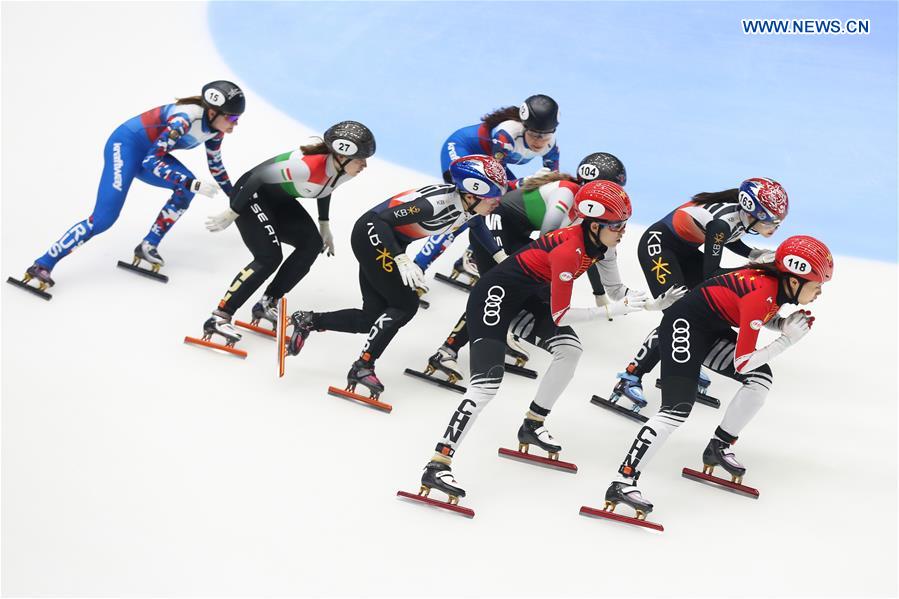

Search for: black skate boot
xmin=702 ymin=438 xmax=747 ymax=484
xmin=346 ymin=358 xmax=385 ymax=398
xmin=425 ymin=345 xmax=463 ymax=383
xmin=604 ymin=478 xmax=654 ymax=520
xmin=251 ymin=295 xmax=279 ymax=328
xmin=286 ymin=311 xmax=315 ymax=356
xmin=420 ymin=460 xmax=466 ymax=503
xmin=517 ymin=418 xmax=562 ymax=458
xmin=25 ymin=263 xmax=55 ymax=288
xmin=202 ymin=310 xmax=242 ymax=347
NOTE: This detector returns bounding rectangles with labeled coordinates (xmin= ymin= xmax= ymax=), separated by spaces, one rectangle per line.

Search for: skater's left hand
xmin=319 ymin=220 xmax=335 ymax=256
xmin=644 ymin=286 xmax=688 ymax=311
xmin=523 ymin=166 xmax=553 ymax=186
xmin=205 ymin=208 xmax=239 ymax=232
xmin=492 ymin=250 xmax=507 ymax=264
xmin=749 ymin=247 xmax=776 ymax=263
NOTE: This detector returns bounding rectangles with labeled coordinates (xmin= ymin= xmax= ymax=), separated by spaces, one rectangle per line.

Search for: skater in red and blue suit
xmin=21 ymin=80 xmax=244 ymax=288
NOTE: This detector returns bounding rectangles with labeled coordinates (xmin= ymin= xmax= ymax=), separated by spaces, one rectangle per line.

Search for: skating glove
xmin=492 ymin=250 xmax=507 ymax=264
xmin=189 ymin=179 xmax=220 ymax=198
xmin=748 ymin=247 xmax=776 ymax=263
xmin=781 ymin=310 xmax=813 ymax=345
xmin=205 ymin=208 xmax=239 ymax=232
xmin=523 ymin=166 xmax=553 ymax=186
xmin=594 ymin=293 xmax=610 ymax=307
xmin=643 ymin=286 xmax=688 ymax=311
xmin=394 ymin=253 xmax=426 ymax=290
xmin=319 ymin=220 xmax=335 ymax=256
xmin=735 ymin=310 xmax=813 ymax=373
xmin=604 ymin=295 xmax=647 ymax=320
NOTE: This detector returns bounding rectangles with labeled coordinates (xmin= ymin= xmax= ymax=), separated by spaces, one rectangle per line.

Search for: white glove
xmin=644 ymin=286 xmax=688 ymax=311
xmin=319 ymin=220 xmax=335 ymax=256
xmin=394 ymin=253 xmax=426 ymax=290
xmin=594 ymin=293 xmax=610 ymax=307
xmin=749 ymin=248 xmax=776 ymax=263
xmin=603 ymin=295 xmax=647 ymax=320
xmin=205 ymin=208 xmax=239 ymax=232
xmin=780 ymin=310 xmax=812 ymax=345
xmin=492 ymin=250 xmax=507 ymax=264
xmin=523 ymin=166 xmax=553 ymax=186
xmin=190 ymin=179 xmax=219 ymax=198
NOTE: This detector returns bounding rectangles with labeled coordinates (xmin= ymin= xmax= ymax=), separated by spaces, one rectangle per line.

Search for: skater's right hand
xmin=594 ymin=293 xmax=610 ymax=307
xmin=205 ymin=208 xmax=239 ymax=232
xmin=604 ymin=295 xmax=646 ymax=320
xmin=781 ymin=311 xmax=812 ymax=345
xmin=644 ymin=285 xmax=688 ymax=311
xmin=394 ymin=253 xmax=426 ymax=290
xmin=492 ymin=250 xmax=508 ymax=264
xmin=190 ymin=179 xmax=220 ymax=198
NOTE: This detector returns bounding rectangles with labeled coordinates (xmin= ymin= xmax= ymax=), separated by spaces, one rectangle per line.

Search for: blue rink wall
xmin=210 ymin=1 xmax=898 ymax=262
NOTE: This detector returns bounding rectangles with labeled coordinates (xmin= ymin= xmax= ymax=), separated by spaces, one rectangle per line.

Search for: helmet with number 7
xmin=738 ymin=177 xmax=789 ymax=228
xmin=577 ymin=152 xmax=627 ymax=186
xmin=774 ymin=235 xmax=833 ymax=282
xmin=449 ymin=155 xmax=508 ymax=198
xmin=323 ymin=121 xmax=376 ymax=160
xmin=572 ymin=180 xmax=632 ymax=223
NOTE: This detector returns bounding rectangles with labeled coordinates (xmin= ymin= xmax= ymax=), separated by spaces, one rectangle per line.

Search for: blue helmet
xmin=448 ymin=155 xmax=508 ymax=198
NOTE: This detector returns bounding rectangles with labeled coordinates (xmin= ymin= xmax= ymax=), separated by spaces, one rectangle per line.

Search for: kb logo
xmin=482 ymin=285 xmax=505 ymax=326
xmin=671 ymin=318 xmax=691 ymax=363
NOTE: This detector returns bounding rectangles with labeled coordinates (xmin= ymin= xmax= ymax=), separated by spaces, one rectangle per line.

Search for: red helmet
xmin=775 ymin=235 xmax=834 ymax=282
xmin=572 ymin=180 xmax=632 ymax=223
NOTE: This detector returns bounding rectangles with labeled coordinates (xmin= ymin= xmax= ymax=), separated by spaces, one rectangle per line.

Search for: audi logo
xmin=482 ymin=285 xmax=506 ymax=326
xmin=671 ymin=318 xmax=691 ymax=363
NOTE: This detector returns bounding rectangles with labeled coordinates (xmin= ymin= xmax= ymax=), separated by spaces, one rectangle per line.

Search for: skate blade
xmin=183 ymin=336 xmax=247 ymax=359
xmin=116 ymin=260 xmax=169 ymax=283
xmin=434 ymin=272 xmax=475 ymax=293
xmin=327 ymin=385 xmax=392 ymax=413
xmin=277 ymin=297 xmax=288 ymax=378
xmin=396 ymin=490 xmax=475 ymax=518
xmin=590 ymin=395 xmax=648 ymax=423
xmin=579 ymin=505 xmax=664 ymax=532
xmin=498 ymin=447 xmax=577 ymax=473
xmin=6 ymin=276 xmax=53 ymax=300
xmin=503 ymin=362 xmax=538 ymax=379
xmin=235 ymin=320 xmax=277 ymax=338
xmin=655 ymin=379 xmax=720 ymax=408
xmin=403 ymin=368 xmax=467 ymax=394
xmin=681 ymin=467 xmax=759 ymax=499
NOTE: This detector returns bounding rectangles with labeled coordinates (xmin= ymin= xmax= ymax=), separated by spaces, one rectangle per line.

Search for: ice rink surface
xmin=2 ymin=2 xmax=896 ymax=597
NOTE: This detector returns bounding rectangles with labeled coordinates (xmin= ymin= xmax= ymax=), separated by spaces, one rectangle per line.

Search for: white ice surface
xmin=1 ymin=3 xmax=896 ymax=597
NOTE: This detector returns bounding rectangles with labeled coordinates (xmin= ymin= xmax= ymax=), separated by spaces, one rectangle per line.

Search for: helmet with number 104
xmin=738 ymin=177 xmax=789 ymax=227
xmin=201 ymin=80 xmax=246 ymax=115
xmin=449 ymin=155 xmax=508 ymax=198
xmin=577 ymin=152 xmax=627 ymax=186
xmin=323 ymin=121 xmax=376 ymax=160
xmin=572 ymin=180 xmax=632 ymax=223
xmin=774 ymin=235 xmax=833 ymax=282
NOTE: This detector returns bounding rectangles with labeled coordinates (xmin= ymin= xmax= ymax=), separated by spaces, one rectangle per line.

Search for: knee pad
xmin=384 ymin=306 xmax=416 ymax=328
xmin=742 ymin=365 xmax=773 ymax=392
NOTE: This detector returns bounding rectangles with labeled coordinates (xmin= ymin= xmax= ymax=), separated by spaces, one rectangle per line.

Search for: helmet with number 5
xmin=577 ymin=152 xmax=627 ymax=186
xmin=572 ymin=180 xmax=632 ymax=223
xmin=449 ymin=154 xmax=508 ymax=198
xmin=323 ymin=121 xmax=376 ymax=160
xmin=738 ymin=177 xmax=789 ymax=228
xmin=775 ymin=235 xmax=833 ymax=282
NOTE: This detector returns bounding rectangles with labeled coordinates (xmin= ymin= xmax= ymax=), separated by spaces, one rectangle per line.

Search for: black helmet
xmin=519 ymin=94 xmax=559 ymax=133
xmin=577 ymin=152 xmax=627 ymax=186
xmin=323 ymin=121 xmax=376 ymax=160
xmin=202 ymin=80 xmax=245 ymax=115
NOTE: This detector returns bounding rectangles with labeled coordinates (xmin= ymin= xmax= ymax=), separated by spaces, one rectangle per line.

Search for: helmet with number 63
xmin=572 ymin=180 xmax=632 ymax=223
xmin=449 ymin=154 xmax=508 ymax=198
xmin=775 ymin=235 xmax=833 ymax=282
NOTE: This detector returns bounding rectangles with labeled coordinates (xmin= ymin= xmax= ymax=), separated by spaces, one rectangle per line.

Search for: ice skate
xmin=435 ymin=247 xmax=479 ymax=292
xmin=681 ymin=439 xmax=759 ymax=498
xmin=396 ymin=460 xmax=474 ymax=517
xmin=7 ymin=263 xmax=55 ymax=300
xmin=327 ymin=358 xmax=392 ymax=412
xmin=235 ymin=295 xmax=280 ymax=338
xmin=404 ymin=345 xmax=467 ymax=393
xmin=698 ymin=368 xmax=712 ymax=394
xmin=580 ymin=478 xmax=663 ymax=531
xmin=590 ymin=371 xmax=649 ymax=423
xmin=504 ymin=332 xmax=537 ymax=379
xmin=498 ymin=418 xmax=577 ymax=472
xmin=183 ymin=310 xmax=247 ymax=358
xmin=655 ymin=369 xmax=721 ymax=409
xmin=117 ymin=241 xmax=169 ymax=283
xmin=286 ymin=310 xmax=316 ymax=356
